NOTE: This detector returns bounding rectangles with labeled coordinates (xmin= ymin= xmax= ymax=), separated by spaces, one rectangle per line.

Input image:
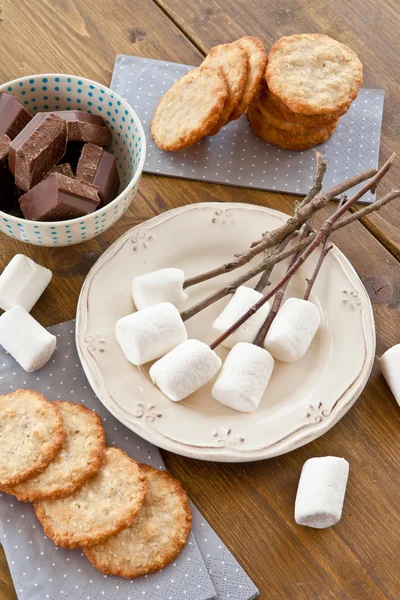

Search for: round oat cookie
xmin=34 ymin=447 xmax=146 ymax=549
xmin=0 ymin=389 xmax=65 ymax=489
xmin=266 ymin=34 xmax=363 ymax=115
xmin=247 ymin=105 xmax=337 ymax=150
xmin=151 ymin=66 xmax=228 ymax=151
xmin=255 ymin=92 xmax=338 ymax=137
xmin=5 ymin=402 xmax=105 ymax=501
xmin=258 ymin=84 xmax=344 ymax=129
xmin=202 ymin=42 xmax=248 ymax=132
xmin=84 ymin=464 xmax=192 ymax=578
xmin=230 ymin=37 xmax=267 ymax=120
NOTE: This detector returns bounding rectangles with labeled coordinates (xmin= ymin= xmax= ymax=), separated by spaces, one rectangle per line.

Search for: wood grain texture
xmin=0 ymin=0 xmax=399 ymax=599
xmin=156 ymin=0 xmax=400 ymax=258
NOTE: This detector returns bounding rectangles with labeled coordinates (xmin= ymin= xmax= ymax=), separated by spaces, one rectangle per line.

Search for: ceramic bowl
xmin=0 ymin=74 xmax=146 ymax=246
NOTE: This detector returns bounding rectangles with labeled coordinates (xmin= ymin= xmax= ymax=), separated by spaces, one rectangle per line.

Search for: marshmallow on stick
xmin=115 ymin=302 xmax=187 ymax=366
xmin=379 ymin=345 xmax=400 ymax=406
xmin=212 ymin=286 xmax=271 ymax=349
xmin=150 ymin=339 xmax=222 ymax=402
xmin=132 ymin=268 xmax=188 ymax=310
xmin=264 ymin=297 xmax=320 ymax=362
xmin=295 ymin=456 xmax=350 ymax=529
xmin=212 ymin=342 xmax=274 ymax=412
xmin=0 ymin=254 xmax=52 ymax=312
xmin=0 ymin=307 xmax=56 ymax=372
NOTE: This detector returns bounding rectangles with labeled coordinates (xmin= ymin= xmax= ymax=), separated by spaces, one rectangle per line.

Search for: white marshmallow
xmin=212 ymin=286 xmax=270 ymax=349
xmin=150 ymin=339 xmax=222 ymax=402
xmin=212 ymin=342 xmax=274 ymax=412
xmin=115 ymin=302 xmax=187 ymax=366
xmin=132 ymin=268 xmax=188 ymax=310
xmin=379 ymin=344 xmax=400 ymax=406
xmin=0 ymin=254 xmax=52 ymax=312
xmin=264 ymin=297 xmax=320 ymax=362
xmin=0 ymin=307 xmax=56 ymax=372
xmin=295 ymin=456 xmax=350 ymax=529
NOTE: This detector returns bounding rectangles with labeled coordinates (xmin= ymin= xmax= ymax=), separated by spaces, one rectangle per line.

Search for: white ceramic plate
xmin=76 ymin=203 xmax=375 ymax=462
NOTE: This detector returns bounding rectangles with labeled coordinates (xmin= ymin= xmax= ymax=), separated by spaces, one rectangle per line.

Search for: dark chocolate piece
xmin=0 ymin=93 xmax=32 ymax=140
xmin=50 ymin=163 xmax=75 ymax=178
xmin=76 ymin=143 xmax=119 ymax=206
xmin=51 ymin=110 xmax=111 ymax=147
xmin=9 ymin=113 xmax=67 ymax=192
xmin=19 ymin=172 xmax=100 ymax=221
xmin=0 ymin=133 xmax=10 ymax=168
xmin=0 ymin=133 xmax=18 ymax=211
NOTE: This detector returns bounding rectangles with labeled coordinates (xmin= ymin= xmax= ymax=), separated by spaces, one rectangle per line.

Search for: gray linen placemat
xmin=111 ymin=54 xmax=384 ymax=203
xmin=0 ymin=321 xmax=258 ymax=600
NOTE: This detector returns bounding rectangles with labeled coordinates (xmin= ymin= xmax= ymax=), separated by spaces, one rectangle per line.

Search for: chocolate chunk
xmin=0 ymin=133 xmax=11 ymax=168
xmin=19 ymin=173 xmax=100 ymax=221
xmin=0 ymin=134 xmax=18 ymax=211
xmin=0 ymin=93 xmax=32 ymax=140
xmin=50 ymin=163 xmax=75 ymax=178
xmin=9 ymin=113 xmax=67 ymax=192
xmin=76 ymin=143 xmax=120 ymax=206
xmin=51 ymin=110 xmax=112 ymax=147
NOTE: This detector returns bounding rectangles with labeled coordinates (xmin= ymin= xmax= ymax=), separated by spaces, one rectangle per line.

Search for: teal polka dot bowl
xmin=0 ymin=74 xmax=146 ymax=246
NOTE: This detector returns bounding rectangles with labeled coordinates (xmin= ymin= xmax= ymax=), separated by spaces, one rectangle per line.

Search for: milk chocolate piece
xmin=76 ymin=143 xmax=119 ymax=206
xmin=19 ymin=173 xmax=100 ymax=221
xmin=0 ymin=93 xmax=32 ymax=140
xmin=50 ymin=163 xmax=75 ymax=178
xmin=51 ymin=110 xmax=112 ymax=146
xmin=9 ymin=113 xmax=67 ymax=192
xmin=0 ymin=134 xmax=17 ymax=211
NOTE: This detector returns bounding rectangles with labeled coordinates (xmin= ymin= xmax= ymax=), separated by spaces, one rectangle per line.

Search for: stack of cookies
xmin=152 ymin=33 xmax=363 ymax=152
xmin=151 ymin=36 xmax=267 ymax=150
xmin=248 ymin=34 xmax=363 ymax=150
xmin=0 ymin=389 xmax=192 ymax=578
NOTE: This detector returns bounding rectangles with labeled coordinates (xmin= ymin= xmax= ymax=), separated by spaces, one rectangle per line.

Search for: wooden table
xmin=1 ymin=1 xmax=400 ymax=598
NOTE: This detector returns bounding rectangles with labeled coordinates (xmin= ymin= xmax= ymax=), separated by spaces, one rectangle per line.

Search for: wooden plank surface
xmin=0 ymin=0 xmax=399 ymax=599
xmin=155 ymin=0 xmax=400 ymax=259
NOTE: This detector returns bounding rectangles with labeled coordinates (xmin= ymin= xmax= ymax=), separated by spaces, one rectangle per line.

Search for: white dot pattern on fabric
xmin=111 ymin=55 xmax=384 ymax=204
xmin=0 ymin=320 xmax=258 ymax=600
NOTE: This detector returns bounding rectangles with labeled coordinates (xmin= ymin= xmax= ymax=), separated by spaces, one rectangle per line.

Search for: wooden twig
xmin=183 ymin=166 xmax=377 ymax=289
xmin=209 ymin=176 xmax=383 ymax=351
xmin=253 ymin=222 xmax=313 ymax=347
xmin=303 ymin=238 xmax=333 ymax=301
xmin=251 ymin=151 xmax=327 ymax=248
xmin=254 ymin=231 xmax=297 ymax=293
xmin=180 ymin=186 xmax=400 ymax=323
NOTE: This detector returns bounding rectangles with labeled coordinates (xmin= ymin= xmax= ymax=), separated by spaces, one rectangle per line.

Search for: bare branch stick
xmin=253 ymin=153 xmax=325 ymax=293
xmin=183 ymin=166 xmax=378 ymax=289
xmin=253 ymin=222 xmax=313 ymax=347
xmin=254 ymin=231 xmax=297 ymax=293
xmin=303 ymin=238 xmax=333 ymax=301
xmin=209 ymin=175 xmax=383 ymax=351
xmin=180 ymin=187 xmax=400 ymax=323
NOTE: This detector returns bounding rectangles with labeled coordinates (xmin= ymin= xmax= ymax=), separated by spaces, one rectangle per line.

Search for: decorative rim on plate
xmin=76 ymin=203 xmax=376 ymax=462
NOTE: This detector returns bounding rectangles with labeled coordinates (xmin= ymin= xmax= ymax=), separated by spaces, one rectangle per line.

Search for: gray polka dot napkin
xmin=0 ymin=321 xmax=258 ymax=600
xmin=111 ymin=54 xmax=384 ymax=203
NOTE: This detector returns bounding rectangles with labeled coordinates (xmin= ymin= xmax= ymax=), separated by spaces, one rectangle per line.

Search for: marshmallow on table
xmin=212 ymin=342 xmax=274 ymax=412
xmin=0 ymin=254 xmax=52 ymax=312
xmin=150 ymin=339 xmax=222 ymax=402
xmin=212 ymin=286 xmax=271 ymax=349
xmin=379 ymin=345 xmax=400 ymax=405
xmin=115 ymin=302 xmax=187 ymax=366
xmin=0 ymin=307 xmax=56 ymax=372
xmin=132 ymin=268 xmax=188 ymax=310
xmin=264 ymin=297 xmax=320 ymax=362
xmin=295 ymin=456 xmax=350 ymax=529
